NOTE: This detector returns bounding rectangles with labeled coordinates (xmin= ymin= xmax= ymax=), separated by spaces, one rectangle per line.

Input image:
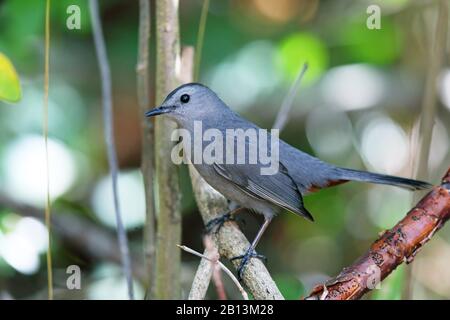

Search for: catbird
xmin=146 ymin=83 xmax=432 ymax=279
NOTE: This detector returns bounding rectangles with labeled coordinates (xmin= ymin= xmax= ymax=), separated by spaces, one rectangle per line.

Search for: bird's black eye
xmin=180 ymin=94 xmax=190 ymax=103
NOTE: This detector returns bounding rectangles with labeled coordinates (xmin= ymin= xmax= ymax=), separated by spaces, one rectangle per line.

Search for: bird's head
xmin=145 ymin=83 xmax=225 ymax=127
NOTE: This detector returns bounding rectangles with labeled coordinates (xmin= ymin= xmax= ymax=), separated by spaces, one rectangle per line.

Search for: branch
xmin=204 ymin=236 xmax=228 ymax=300
xmin=136 ymin=0 xmax=157 ymax=299
xmin=188 ymin=166 xmax=284 ymax=300
xmin=154 ymin=0 xmax=182 ymax=299
xmin=89 ymin=0 xmax=134 ymax=299
xmin=187 ymin=236 xmax=228 ymax=300
xmin=187 ymin=248 xmax=214 ymax=300
xmin=179 ymin=244 xmax=249 ymax=300
xmin=306 ymin=167 xmax=450 ymax=300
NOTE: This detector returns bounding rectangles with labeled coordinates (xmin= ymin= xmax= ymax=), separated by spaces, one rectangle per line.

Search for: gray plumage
xmin=146 ymin=82 xmax=432 ymax=279
xmin=146 ymin=83 xmax=431 ymax=222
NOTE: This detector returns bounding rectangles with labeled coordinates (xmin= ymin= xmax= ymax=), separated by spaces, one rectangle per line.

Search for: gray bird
xmin=146 ymin=83 xmax=432 ymax=279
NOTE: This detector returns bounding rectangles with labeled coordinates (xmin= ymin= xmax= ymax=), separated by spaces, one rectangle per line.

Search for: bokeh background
xmin=0 ymin=0 xmax=449 ymax=299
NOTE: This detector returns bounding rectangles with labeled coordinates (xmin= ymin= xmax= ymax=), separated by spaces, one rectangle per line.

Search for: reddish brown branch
xmin=306 ymin=167 xmax=450 ymax=300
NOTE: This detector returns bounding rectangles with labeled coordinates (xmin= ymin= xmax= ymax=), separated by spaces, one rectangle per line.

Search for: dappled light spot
xmin=321 ymin=64 xmax=385 ymax=111
xmin=91 ymin=170 xmax=145 ymax=229
xmin=358 ymin=115 xmax=408 ymax=174
xmin=87 ymin=264 xmax=143 ymax=299
xmin=367 ymin=187 xmax=412 ymax=229
xmin=306 ymin=108 xmax=353 ymax=160
xmin=0 ymin=216 xmax=47 ymax=274
xmin=1 ymin=134 xmax=77 ymax=206
xmin=439 ymin=69 xmax=450 ymax=112
xmin=207 ymin=41 xmax=281 ymax=111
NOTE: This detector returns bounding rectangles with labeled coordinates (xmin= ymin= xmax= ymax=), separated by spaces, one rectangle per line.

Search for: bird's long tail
xmin=335 ymin=167 xmax=432 ymax=191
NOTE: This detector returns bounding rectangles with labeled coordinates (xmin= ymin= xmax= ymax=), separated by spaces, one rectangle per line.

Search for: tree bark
xmin=137 ymin=0 xmax=157 ymax=299
xmin=188 ymin=166 xmax=284 ymax=300
xmin=154 ymin=0 xmax=182 ymax=299
xmin=306 ymin=167 xmax=450 ymax=300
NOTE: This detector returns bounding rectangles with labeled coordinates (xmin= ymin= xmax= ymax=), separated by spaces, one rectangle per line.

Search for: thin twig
xmin=89 ymin=0 xmax=134 ymax=300
xmin=178 ymin=245 xmax=249 ymax=300
xmin=194 ymin=0 xmax=210 ymax=82
xmin=188 ymin=249 xmax=214 ymax=300
xmin=204 ymin=235 xmax=227 ymax=300
xmin=43 ymin=0 xmax=53 ymax=300
xmin=272 ymin=63 xmax=308 ymax=131
xmin=136 ymin=0 xmax=156 ymax=299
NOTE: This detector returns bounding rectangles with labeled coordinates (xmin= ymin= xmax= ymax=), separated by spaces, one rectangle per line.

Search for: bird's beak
xmin=145 ymin=105 xmax=174 ymax=117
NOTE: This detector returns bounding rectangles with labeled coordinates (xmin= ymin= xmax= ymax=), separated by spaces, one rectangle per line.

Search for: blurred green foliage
xmin=339 ymin=18 xmax=402 ymax=65
xmin=277 ymin=33 xmax=328 ymax=84
xmin=274 ymin=274 xmax=305 ymax=299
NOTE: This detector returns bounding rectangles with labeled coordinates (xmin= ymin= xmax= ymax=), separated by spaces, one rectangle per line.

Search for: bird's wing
xmin=279 ymin=141 xmax=344 ymax=193
xmin=212 ymin=162 xmax=314 ymax=221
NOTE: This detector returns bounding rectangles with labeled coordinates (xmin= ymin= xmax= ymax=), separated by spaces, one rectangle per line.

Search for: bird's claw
xmin=205 ymin=212 xmax=235 ymax=234
xmin=230 ymin=249 xmax=267 ymax=281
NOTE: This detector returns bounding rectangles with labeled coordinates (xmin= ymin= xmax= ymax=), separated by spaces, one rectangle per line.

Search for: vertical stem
xmin=403 ymin=0 xmax=448 ymax=299
xmin=43 ymin=0 xmax=53 ymax=300
xmin=194 ymin=0 xmax=209 ymax=82
xmin=89 ymin=0 xmax=134 ymax=300
xmin=272 ymin=63 xmax=308 ymax=131
xmin=415 ymin=1 xmax=448 ymax=183
xmin=137 ymin=0 xmax=156 ymax=299
xmin=154 ymin=0 xmax=182 ymax=299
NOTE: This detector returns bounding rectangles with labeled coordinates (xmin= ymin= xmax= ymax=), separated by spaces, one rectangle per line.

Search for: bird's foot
xmin=230 ymin=248 xmax=267 ymax=281
xmin=205 ymin=212 xmax=235 ymax=234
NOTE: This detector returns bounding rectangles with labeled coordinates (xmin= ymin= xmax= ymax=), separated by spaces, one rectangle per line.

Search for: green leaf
xmin=0 ymin=52 xmax=21 ymax=103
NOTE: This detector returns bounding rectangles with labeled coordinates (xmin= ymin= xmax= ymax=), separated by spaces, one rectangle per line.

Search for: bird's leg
xmin=205 ymin=207 xmax=244 ymax=234
xmin=230 ymin=217 xmax=272 ymax=281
